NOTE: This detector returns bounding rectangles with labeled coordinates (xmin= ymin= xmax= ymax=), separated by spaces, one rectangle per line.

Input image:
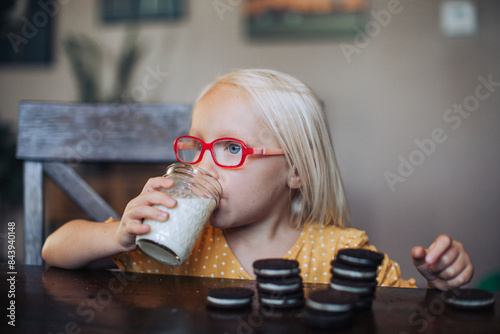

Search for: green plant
xmin=62 ymin=28 xmax=143 ymax=103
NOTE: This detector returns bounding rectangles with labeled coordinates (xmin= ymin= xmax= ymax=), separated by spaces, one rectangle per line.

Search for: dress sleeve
xmin=338 ymin=228 xmax=417 ymax=288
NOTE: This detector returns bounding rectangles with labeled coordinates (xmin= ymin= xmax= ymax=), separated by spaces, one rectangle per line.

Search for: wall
xmin=0 ymin=0 xmax=499 ymax=288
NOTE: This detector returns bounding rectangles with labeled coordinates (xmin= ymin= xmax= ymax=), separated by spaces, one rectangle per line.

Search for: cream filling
xmin=207 ymin=296 xmax=251 ymax=306
xmin=254 ymin=268 xmax=299 ymax=276
xmin=306 ymin=299 xmax=352 ymax=312
xmin=449 ymin=298 xmax=494 ymax=307
xmin=333 ymin=267 xmax=376 ymax=279
xmin=330 ymin=282 xmax=372 ymax=293
xmin=260 ymin=297 xmax=300 ymax=305
xmin=257 ymin=282 xmax=301 ymax=291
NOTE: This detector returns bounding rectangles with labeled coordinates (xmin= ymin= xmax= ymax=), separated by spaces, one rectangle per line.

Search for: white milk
xmin=137 ymin=197 xmax=216 ymax=266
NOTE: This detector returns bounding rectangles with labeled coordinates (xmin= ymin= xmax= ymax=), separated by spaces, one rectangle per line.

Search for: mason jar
xmin=136 ymin=162 xmax=222 ymax=266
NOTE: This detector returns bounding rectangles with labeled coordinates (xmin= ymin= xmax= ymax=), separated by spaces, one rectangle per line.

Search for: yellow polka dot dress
xmin=112 ymin=220 xmax=416 ymax=287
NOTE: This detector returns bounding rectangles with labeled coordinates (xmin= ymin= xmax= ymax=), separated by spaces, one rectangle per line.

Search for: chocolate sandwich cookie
xmin=303 ymin=289 xmax=356 ymax=329
xmin=444 ymin=289 xmax=495 ymax=310
xmin=206 ymin=287 xmax=254 ymax=309
xmin=258 ymin=289 xmax=305 ymax=309
xmin=253 ymin=259 xmax=300 ymax=277
xmin=337 ymin=249 xmax=384 ymax=268
xmin=257 ymin=275 xmax=303 ymax=294
xmin=330 ymin=260 xmax=378 ymax=280
xmin=306 ymin=289 xmax=356 ymax=313
xmin=302 ymin=308 xmax=354 ymax=330
xmin=330 ymin=276 xmax=377 ymax=295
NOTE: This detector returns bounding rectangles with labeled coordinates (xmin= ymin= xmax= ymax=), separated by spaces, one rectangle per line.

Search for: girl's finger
xmin=425 ymin=234 xmax=453 ymax=265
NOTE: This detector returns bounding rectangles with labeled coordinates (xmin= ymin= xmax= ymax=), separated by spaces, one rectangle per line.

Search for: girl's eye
xmin=227 ymin=143 xmax=242 ymax=155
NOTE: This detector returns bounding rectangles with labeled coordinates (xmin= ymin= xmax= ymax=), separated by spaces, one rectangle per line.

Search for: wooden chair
xmin=16 ymin=102 xmax=191 ymax=265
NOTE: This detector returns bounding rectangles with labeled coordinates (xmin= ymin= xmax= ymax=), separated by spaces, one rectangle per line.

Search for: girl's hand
xmin=411 ymin=234 xmax=474 ymax=290
xmin=115 ymin=176 xmax=177 ymax=252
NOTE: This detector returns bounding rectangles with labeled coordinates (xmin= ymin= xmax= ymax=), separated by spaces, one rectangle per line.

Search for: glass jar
xmin=136 ymin=163 xmax=222 ymax=266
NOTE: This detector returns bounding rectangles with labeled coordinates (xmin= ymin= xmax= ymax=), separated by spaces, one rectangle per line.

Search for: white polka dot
xmin=232 ymin=270 xmax=235 ymax=273
xmin=213 ymin=264 xmax=217 ymax=268
xmin=223 ymin=252 xmax=226 ymax=256
xmin=221 ymin=272 xmax=224 ymax=275
xmin=394 ymin=277 xmax=397 ymax=281
xmin=203 ymin=265 xmax=206 ymax=269
xmin=222 ymin=262 xmax=225 ymax=266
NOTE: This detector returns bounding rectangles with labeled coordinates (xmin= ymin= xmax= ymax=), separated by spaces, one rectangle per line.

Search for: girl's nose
xmin=197 ymin=150 xmax=219 ymax=180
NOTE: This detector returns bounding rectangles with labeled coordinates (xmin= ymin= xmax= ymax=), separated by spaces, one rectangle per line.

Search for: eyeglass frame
xmin=174 ymin=135 xmax=285 ymax=168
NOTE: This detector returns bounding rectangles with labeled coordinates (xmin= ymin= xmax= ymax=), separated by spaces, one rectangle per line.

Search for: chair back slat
xmin=17 ymin=102 xmax=191 ymax=162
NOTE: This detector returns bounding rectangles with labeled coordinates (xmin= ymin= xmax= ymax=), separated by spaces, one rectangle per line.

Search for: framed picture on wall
xmin=0 ymin=0 xmax=53 ymax=65
xmin=101 ymin=0 xmax=185 ymax=23
xmin=245 ymin=0 xmax=369 ymax=40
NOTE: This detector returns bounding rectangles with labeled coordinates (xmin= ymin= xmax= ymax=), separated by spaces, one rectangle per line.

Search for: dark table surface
xmin=1 ymin=264 xmax=499 ymax=334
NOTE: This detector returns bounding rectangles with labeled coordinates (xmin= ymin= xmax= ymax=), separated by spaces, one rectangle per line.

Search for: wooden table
xmin=1 ymin=264 xmax=499 ymax=333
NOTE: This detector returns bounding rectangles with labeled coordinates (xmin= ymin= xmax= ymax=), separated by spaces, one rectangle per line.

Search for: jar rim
xmin=165 ymin=163 xmax=222 ymax=207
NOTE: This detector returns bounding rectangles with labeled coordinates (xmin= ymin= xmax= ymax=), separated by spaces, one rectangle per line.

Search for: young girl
xmin=42 ymin=69 xmax=473 ymax=290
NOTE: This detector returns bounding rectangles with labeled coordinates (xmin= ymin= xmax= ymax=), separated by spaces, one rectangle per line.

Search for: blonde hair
xmin=196 ymin=69 xmax=350 ymax=228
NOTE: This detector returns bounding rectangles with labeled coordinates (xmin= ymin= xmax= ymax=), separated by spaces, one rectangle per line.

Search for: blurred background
xmin=0 ymin=0 xmax=499 ymax=289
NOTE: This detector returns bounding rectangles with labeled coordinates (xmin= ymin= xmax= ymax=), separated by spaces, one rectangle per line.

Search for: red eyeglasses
xmin=174 ymin=136 xmax=285 ymax=168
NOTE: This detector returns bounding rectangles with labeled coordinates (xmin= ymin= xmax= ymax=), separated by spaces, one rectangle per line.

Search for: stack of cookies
xmin=253 ymin=259 xmax=305 ymax=309
xmin=329 ymin=249 xmax=384 ymax=310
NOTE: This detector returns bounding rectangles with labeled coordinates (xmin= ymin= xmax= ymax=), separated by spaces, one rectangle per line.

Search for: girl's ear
xmin=287 ymin=169 xmax=302 ymax=189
